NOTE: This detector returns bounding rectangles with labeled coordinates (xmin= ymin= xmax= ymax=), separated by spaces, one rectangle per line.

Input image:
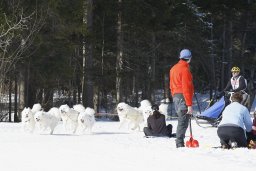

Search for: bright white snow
xmin=1 ymin=118 xmax=256 ymax=171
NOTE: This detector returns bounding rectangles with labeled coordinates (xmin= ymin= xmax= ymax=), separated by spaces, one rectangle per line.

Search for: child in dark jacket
xmin=143 ymin=104 xmax=175 ymax=138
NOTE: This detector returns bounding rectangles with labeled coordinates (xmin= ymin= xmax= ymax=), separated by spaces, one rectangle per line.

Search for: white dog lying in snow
xmin=116 ymin=102 xmax=144 ymax=131
xmin=34 ymin=111 xmax=59 ymax=134
xmin=77 ymin=107 xmax=95 ymax=134
xmin=59 ymin=104 xmax=79 ymax=134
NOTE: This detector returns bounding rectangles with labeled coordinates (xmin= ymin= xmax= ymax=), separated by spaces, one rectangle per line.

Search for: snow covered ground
xmin=1 ymin=118 xmax=256 ymax=171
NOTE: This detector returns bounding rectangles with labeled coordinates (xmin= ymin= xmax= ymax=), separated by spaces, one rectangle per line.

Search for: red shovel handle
xmin=189 ymin=115 xmax=193 ymax=137
xmin=186 ymin=116 xmax=199 ymax=148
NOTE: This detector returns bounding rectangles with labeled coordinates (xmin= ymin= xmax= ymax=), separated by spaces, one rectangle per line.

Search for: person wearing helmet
xmin=169 ymin=49 xmax=194 ymax=148
xmin=143 ymin=104 xmax=175 ymax=138
xmin=223 ymin=66 xmax=249 ymax=107
xmin=224 ymin=66 xmax=247 ymax=93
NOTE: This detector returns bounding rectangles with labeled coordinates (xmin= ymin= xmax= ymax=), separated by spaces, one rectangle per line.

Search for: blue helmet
xmin=179 ymin=49 xmax=192 ymax=59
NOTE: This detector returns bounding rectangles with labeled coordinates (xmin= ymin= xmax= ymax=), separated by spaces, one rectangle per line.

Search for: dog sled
xmin=195 ymin=96 xmax=226 ymax=128
xmin=195 ymin=91 xmax=236 ymax=128
xmin=195 ymin=91 xmax=250 ymax=128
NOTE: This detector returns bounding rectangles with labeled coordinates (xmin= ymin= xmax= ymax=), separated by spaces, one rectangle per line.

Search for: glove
xmin=216 ymin=92 xmax=224 ymax=99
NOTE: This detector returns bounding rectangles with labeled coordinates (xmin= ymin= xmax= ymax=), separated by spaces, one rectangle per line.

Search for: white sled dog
xmin=142 ymin=106 xmax=153 ymax=126
xmin=73 ymin=104 xmax=86 ymax=113
xmin=139 ymin=99 xmax=152 ymax=110
xmin=77 ymin=107 xmax=96 ymax=134
xmin=21 ymin=107 xmax=35 ymax=133
xmin=59 ymin=104 xmax=79 ymax=134
xmin=47 ymin=107 xmax=61 ymax=121
xmin=34 ymin=111 xmax=59 ymax=134
xmin=138 ymin=99 xmax=152 ymax=126
xmin=31 ymin=103 xmax=42 ymax=113
xmin=21 ymin=103 xmax=42 ymax=133
xmin=159 ymin=103 xmax=168 ymax=119
xmin=116 ymin=102 xmax=144 ymax=131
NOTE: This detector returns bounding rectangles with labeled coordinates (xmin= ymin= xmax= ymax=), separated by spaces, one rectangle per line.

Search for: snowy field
xmin=1 ymin=118 xmax=256 ymax=171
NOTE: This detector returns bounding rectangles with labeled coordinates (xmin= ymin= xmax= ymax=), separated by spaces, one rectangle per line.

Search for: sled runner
xmin=144 ymin=133 xmax=176 ymax=138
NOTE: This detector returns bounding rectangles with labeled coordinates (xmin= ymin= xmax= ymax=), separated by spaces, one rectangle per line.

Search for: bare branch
xmin=0 ymin=4 xmax=47 ymax=93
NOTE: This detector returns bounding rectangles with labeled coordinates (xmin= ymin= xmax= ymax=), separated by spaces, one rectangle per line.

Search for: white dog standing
xmin=34 ymin=111 xmax=59 ymax=134
xmin=21 ymin=107 xmax=35 ymax=133
xmin=159 ymin=103 xmax=169 ymax=119
xmin=31 ymin=103 xmax=42 ymax=113
xmin=139 ymin=100 xmax=152 ymax=111
xmin=77 ymin=107 xmax=95 ymax=134
xmin=138 ymin=99 xmax=152 ymax=126
xmin=117 ymin=102 xmax=144 ymax=131
xmin=59 ymin=104 xmax=79 ymax=134
xmin=73 ymin=104 xmax=86 ymax=113
xmin=47 ymin=107 xmax=61 ymax=121
xmin=21 ymin=103 xmax=42 ymax=133
xmin=141 ymin=106 xmax=153 ymax=127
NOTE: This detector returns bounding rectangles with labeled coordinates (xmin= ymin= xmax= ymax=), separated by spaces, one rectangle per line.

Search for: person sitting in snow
xmin=217 ymin=92 xmax=252 ymax=149
xmin=143 ymin=104 xmax=175 ymax=138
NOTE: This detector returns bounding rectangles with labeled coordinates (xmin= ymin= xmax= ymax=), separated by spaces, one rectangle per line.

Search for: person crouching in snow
xmin=143 ymin=104 xmax=175 ymax=138
xmin=217 ymin=92 xmax=252 ymax=149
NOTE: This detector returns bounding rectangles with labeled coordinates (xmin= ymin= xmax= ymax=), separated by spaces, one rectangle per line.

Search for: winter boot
xmin=229 ymin=141 xmax=238 ymax=149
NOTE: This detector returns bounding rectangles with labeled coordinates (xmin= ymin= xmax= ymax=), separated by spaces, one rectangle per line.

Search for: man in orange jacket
xmin=170 ymin=49 xmax=194 ymax=148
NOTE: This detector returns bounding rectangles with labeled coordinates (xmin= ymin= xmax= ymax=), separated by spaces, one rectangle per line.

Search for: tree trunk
xmin=14 ymin=72 xmax=19 ymax=122
xmin=73 ymin=89 xmax=77 ymax=104
xmin=82 ymin=0 xmax=94 ymax=108
xmin=82 ymin=0 xmax=87 ymax=106
xmin=19 ymin=69 xmax=25 ymax=116
xmin=248 ymin=68 xmax=255 ymax=111
xmin=132 ymin=74 xmax=138 ymax=107
xmin=164 ymin=72 xmax=169 ymax=100
xmin=209 ymin=16 xmax=215 ymax=99
xmin=8 ymin=78 xmax=12 ymax=122
xmin=116 ymin=0 xmax=123 ymax=103
xmin=94 ymin=85 xmax=99 ymax=112
xmin=221 ymin=18 xmax=226 ymax=90
xmin=43 ymin=88 xmax=53 ymax=111
xmin=228 ymin=20 xmax=233 ymax=71
xmin=85 ymin=0 xmax=94 ymax=108
xmin=150 ymin=32 xmax=156 ymax=102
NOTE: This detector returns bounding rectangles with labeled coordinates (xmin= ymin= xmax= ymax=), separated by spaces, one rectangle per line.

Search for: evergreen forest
xmin=0 ymin=0 xmax=256 ymax=121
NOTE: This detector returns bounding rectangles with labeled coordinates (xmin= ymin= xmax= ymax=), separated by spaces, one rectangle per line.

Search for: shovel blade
xmin=186 ymin=137 xmax=199 ymax=148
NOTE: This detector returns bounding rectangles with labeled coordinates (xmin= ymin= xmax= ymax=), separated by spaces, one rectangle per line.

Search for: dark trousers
xmin=166 ymin=124 xmax=173 ymax=137
xmin=143 ymin=124 xmax=173 ymax=137
xmin=217 ymin=126 xmax=247 ymax=147
xmin=173 ymin=94 xmax=189 ymax=146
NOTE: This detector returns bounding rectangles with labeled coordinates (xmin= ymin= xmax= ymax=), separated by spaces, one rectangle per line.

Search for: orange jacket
xmin=169 ymin=60 xmax=194 ymax=106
